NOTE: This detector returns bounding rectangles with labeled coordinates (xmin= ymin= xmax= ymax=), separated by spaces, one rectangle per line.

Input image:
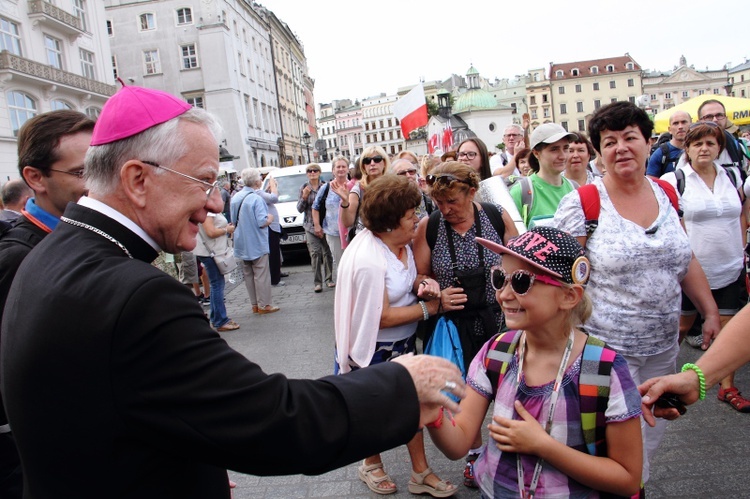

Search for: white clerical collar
xmin=77 ymin=196 xmax=161 ymax=252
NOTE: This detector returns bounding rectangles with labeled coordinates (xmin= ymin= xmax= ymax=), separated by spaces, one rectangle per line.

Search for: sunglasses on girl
xmin=490 ymin=266 xmax=562 ymax=295
xmin=425 ymin=173 xmax=472 ymax=187
xmin=362 ymin=156 xmax=384 ymax=166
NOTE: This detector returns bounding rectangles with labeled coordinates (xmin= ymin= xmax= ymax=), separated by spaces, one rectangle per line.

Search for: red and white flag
xmin=393 ymin=83 xmax=428 ymax=139
xmin=442 ymin=120 xmax=453 ymax=151
xmin=428 ymin=133 xmax=440 ymax=154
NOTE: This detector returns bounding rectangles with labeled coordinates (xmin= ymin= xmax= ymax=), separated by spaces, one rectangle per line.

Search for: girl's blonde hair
xmin=359 ymin=145 xmax=390 ymax=187
xmin=563 ymin=284 xmax=592 ymax=330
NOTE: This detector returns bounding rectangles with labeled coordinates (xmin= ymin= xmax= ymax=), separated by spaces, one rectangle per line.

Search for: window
xmin=139 ymin=13 xmax=156 ymax=31
xmin=558 ymin=86 xmax=565 ymax=95
xmin=176 ymin=7 xmax=192 ymax=25
xmin=542 ymin=94 xmax=548 ymax=103
xmin=698 ymin=89 xmax=705 ymax=96
xmin=561 ymin=121 xmax=568 ymax=131
xmin=73 ymin=0 xmax=87 ymax=32
xmin=713 ymin=88 xmax=720 ymax=94
xmin=578 ymin=119 xmax=585 ymax=131
xmin=594 ymin=99 xmax=601 ymax=110
xmin=555 ymin=70 xmax=563 ymax=78
xmin=143 ymin=49 xmax=160 ymax=74
xmin=628 ymin=96 xmax=635 ymax=104
xmin=627 ymin=78 xmax=634 ymax=87
xmin=531 ymin=110 xmax=538 ymax=119
xmin=106 ymin=19 xmax=113 ymax=37
xmin=7 ymin=91 xmax=37 ymax=136
xmin=626 ymin=62 xmax=634 ymax=70
xmin=576 ymin=101 xmax=584 ymax=113
xmin=44 ymin=35 xmax=62 ymax=69
xmin=0 ymin=17 xmax=22 ymax=55
xmin=665 ymin=92 xmax=672 ymax=99
xmin=85 ymin=107 xmax=101 ymax=119
xmin=593 ymin=82 xmax=599 ymax=91
xmin=590 ymin=66 xmax=599 ymax=74
xmin=186 ymin=95 xmax=204 ymax=108
xmin=606 ymin=64 xmax=614 ymax=72
xmin=610 ymin=98 xmax=617 ymax=103
xmin=181 ymin=44 xmax=198 ymax=69
xmin=650 ymin=94 xmax=656 ymax=101
xmin=112 ymin=55 xmax=117 ymax=80
xmin=571 ymin=68 xmax=579 ymax=76
xmin=560 ymin=103 xmax=567 ymax=114
xmin=530 ymin=96 xmax=536 ymax=105
xmin=609 ymin=81 xmax=616 ymax=89
xmin=50 ymin=100 xmax=72 ymax=110
xmin=79 ymin=49 xmax=95 ymax=79
xmin=682 ymin=91 xmax=689 ymax=98
xmin=575 ymin=84 xmax=582 ymax=93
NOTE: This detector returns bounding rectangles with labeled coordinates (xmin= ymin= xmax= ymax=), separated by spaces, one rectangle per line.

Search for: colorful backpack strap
xmin=577 ymin=184 xmax=601 ymax=237
xmin=484 ymin=330 xmax=523 ymax=393
xmin=579 ymin=334 xmax=617 ymax=457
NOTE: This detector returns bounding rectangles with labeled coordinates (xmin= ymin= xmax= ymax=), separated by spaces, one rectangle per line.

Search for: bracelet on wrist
xmin=340 ymin=202 xmax=350 ymax=209
xmin=419 ymin=300 xmax=429 ymax=321
xmin=426 ymin=407 xmax=444 ymax=429
xmin=681 ymin=363 xmax=707 ymax=400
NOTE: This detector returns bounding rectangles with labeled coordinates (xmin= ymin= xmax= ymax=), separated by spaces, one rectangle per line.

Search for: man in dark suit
xmin=0 ymin=85 xmax=464 ymax=498
xmin=0 ymin=179 xmax=32 ymax=222
xmin=0 ymin=110 xmax=94 ymax=499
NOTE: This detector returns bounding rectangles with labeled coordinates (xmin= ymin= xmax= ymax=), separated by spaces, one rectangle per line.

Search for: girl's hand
xmin=489 ymin=400 xmax=550 ymax=456
xmin=441 ymin=286 xmax=467 ymax=312
xmin=416 ymin=278 xmax=440 ymax=300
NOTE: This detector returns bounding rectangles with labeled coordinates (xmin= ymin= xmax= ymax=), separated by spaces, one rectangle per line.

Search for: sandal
xmin=463 ymin=453 xmax=479 ymax=488
xmin=408 ymin=467 xmax=457 ymax=498
xmin=718 ymin=386 xmax=750 ymax=413
xmin=358 ymin=460 xmax=397 ymax=495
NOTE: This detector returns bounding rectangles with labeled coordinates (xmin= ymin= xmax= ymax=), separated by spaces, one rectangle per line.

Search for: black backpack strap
xmin=659 ymin=142 xmax=671 ymax=175
xmin=426 ymin=209 xmax=442 ymax=251
xmin=674 ymin=168 xmax=685 ymax=196
xmin=478 ymin=202 xmax=505 ymax=241
xmin=423 ymin=192 xmax=434 ymax=215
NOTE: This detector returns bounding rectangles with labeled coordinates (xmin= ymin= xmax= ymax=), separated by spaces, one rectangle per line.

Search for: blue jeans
xmin=197 ymin=256 xmax=229 ymax=328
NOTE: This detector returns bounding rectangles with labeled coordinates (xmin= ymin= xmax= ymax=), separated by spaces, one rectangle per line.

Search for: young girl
xmin=426 ymin=226 xmax=643 ymax=498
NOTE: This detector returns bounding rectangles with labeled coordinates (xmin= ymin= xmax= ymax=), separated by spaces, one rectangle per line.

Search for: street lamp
xmin=302 ymin=132 xmax=311 ymax=163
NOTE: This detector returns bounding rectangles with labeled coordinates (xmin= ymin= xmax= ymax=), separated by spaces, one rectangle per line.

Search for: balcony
xmin=27 ymin=0 xmax=84 ymax=39
xmin=0 ymin=51 xmax=116 ymax=97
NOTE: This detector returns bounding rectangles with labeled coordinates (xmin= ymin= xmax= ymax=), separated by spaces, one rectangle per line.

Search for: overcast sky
xmin=259 ymin=0 xmax=747 ymax=106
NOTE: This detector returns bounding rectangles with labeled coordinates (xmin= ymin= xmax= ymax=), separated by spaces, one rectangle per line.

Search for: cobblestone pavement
xmin=218 ymin=261 xmax=750 ymax=499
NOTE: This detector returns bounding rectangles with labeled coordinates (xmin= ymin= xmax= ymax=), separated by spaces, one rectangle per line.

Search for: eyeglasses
xmin=425 ymin=173 xmax=472 ymax=187
xmin=490 ymin=267 xmax=562 ymax=295
xmin=141 ymin=160 xmax=220 ymax=202
xmin=700 ymin=112 xmax=726 ymax=121
xmin=504 ymin=133 xmax=522 ymax=138
xmin=689 ymin=121 xmax=720 ymax=129
xmin=362 ymin=156 xmax=384 ymax=166
xmin=396 ymin=168 xmax=418 ymax=176
xmin=306 ymin=169 xmax=320 ymax=174
xmin=48 ymin=168 xmax=84 ymax=179
xmin=457 ymin=151 xmax=478 ymax=160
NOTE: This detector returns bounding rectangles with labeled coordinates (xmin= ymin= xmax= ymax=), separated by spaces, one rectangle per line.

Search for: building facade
xmin=0 ymin=0 xmax=115 ymax=180
xmin=361 ymin=92 xmax=402 ymax=156
xmin=643 ymin=56 xmax=728 ymax=113
xmin=525 ymin=67 xmax=552 ymax=130
xmin=334 ymin=102 xmax=362 ymax=159
xmin=728 ymin=60 xmax=750 ymax=100
xmin=549 ymin=54 xmax=642 ymax=132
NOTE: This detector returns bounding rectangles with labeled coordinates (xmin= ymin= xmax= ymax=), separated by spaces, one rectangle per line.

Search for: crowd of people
xmin=2 ymin=83 xmax=750 ymax=499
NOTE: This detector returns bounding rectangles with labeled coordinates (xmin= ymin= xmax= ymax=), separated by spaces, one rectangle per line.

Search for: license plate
xmin=281 ymin=233 xmax=306 ymax=245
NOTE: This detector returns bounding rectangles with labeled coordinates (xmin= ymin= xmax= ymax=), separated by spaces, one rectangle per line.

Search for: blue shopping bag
xmin=423 ymin=316 xmax=465 ymax=379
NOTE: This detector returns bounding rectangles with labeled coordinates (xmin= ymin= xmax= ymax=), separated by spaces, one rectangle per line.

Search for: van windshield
xmin=273 ymin=172 xmax=333 ymax=203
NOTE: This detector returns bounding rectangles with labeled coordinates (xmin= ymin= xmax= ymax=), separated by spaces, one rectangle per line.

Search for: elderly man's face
xmin=144 ymin=121 xmax=222 ymax=253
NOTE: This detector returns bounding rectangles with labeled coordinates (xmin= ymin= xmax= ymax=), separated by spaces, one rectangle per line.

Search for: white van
xmin=261 ymin=163 xmax=333 ymax=257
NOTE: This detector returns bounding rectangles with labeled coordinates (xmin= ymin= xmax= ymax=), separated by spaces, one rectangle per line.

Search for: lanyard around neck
xmin=515 ymin=329 xmax=575 ymax=499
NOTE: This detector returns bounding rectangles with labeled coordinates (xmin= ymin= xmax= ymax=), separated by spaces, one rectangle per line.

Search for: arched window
xmin=555 ymin=70 xmax=563 ymax=78
xmin=571 ymin=68 xmax=579 ymax=76
xmin=139 ymin=12 xmax=156 ymax=31
xmin=7 ymin=91 xmax=37 ymax=136
xmin=606 ymin=64 xmax=615 ymax=72
xmin=50 ymin=99 xmax=72 ymax=110
xmin=625 ymin=62 xmax=634 ymax=70
xmin=85 ymin=106 xmax=101 ymax=119
xmin=590 ymin=66 xmax=599 ymax=74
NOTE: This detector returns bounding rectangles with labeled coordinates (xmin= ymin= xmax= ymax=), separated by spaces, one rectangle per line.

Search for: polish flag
xmin=428 ymin=133 xmax=440 ymax=154
xmin=442 ymin=120 xmax=453 ymax=151
xmin=394 ymin=83 xmax=428 ymax=139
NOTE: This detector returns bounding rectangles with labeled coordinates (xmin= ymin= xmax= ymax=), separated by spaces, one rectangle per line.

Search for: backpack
xmin=316 ymin=183 xmax=330 ymax=225
xmin=653 ymin=141 xmax=679 ymax=177
xmin=484 ymin=330 xmax=617 ymax=458
xmin=649 ymin=132 xmax=671 ymax=156
xmin=0 ymin=218 xmax=40 ymax=250
xmin=722 ymin=131 xmax=749 ymax=184
xmin=518 ymin=176 xmax=578 ymax=228
xmin=577 ymin=180 xmax=681 ymax=238
xmin=426 ymin=202 xmax=505 ymax=250
xmin=673 ymin=166 xmax=744 ymax=200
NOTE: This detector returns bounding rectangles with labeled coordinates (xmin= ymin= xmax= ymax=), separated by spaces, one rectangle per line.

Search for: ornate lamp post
xmin=302 ymin=132 xmax=311 ymax=163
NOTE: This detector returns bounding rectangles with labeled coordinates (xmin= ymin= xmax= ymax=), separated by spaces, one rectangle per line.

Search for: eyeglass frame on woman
xmin=48 ymin=168 xmax=85 ymax=179
xmin=140 ymin=160 xmax=220 ymax=201
xmin=362 ymin=156 xmax=384 ymax=166
xmin=490 ymin=266 xmax=562 ymax=295
xmin=456 ymin=151 xmax=478 ymax=160
xmin=306 ymin=168 xmax=320 ymax=173
xmin=425 ymin=173 xmax=472 ymax=187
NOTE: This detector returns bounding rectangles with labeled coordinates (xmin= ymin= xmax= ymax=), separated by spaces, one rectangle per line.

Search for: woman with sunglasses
xmin=413 ymin=162 xmax=517 ymax=488
xmin=297 ymin=163 xmax=334 ymax=293
xmin=553 ymin=102 xmax=720 ymax=488
xmin=426 ymin=227 xmax=643 ymax=499
xmin=660 ymin=121 xmax=750 ymax=412
xmin=334 ymin=175 xmax=456 ymax=497
xmin=456 ymin=138 xmax=492 ymax=180
xmin=330 ymin=145 xmax=390 ymax=243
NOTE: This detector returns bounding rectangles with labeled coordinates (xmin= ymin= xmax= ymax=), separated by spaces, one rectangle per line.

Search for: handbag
xmin=211 ymin=245 xmax=237 ymax=275
xmin=423 ymin=316 xmax=465 ymax=378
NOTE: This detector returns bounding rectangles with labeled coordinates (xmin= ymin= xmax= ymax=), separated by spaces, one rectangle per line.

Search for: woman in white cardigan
xmin=334 ymin=175 xmax=455 ymax=498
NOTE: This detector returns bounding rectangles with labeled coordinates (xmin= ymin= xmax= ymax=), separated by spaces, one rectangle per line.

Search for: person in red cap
xmin=0 ymin=84 xmax=465 ymax=498
xmin=426 ymin=227 xmax=643 ymax=498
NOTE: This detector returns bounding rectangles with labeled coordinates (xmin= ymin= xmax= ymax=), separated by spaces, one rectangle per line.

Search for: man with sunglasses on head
xmin=0 ymin=110 xmax=94 ymax=499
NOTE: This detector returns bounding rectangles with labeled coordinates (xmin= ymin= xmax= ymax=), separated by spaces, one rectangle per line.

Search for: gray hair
xmin=240 ymin=167 xmax=261 ymax=186
xmin=85 ymin=108 xmax=223 ymax=195
xmin=504 ymin=123 xmax=523 ymax=135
